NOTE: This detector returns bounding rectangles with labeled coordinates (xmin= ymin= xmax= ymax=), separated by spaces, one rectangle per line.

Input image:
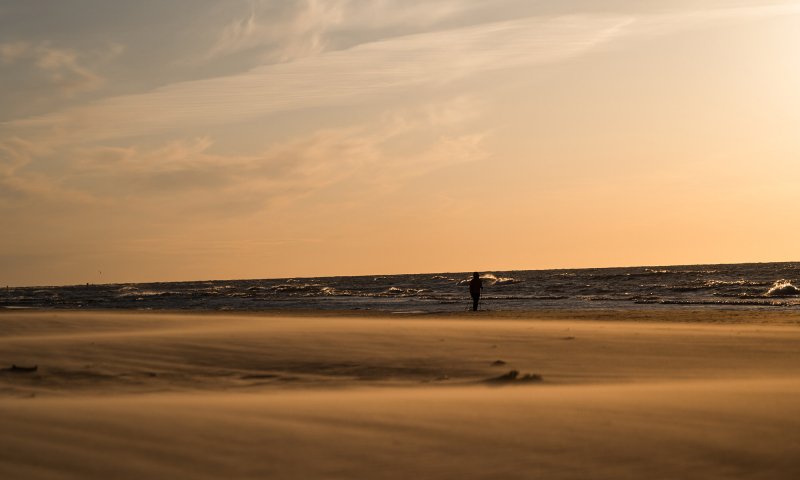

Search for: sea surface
xmin=3 ymin=262 xmax=800 ymax=312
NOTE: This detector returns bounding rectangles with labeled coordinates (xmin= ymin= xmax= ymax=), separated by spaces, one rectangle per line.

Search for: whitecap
xmin=457 ymin=273 xmax=519 ymax=286
xmin=481 ymin=274 xmax=520 ymax=285
xmin=765 ymin=280 xmax=800 ymax=297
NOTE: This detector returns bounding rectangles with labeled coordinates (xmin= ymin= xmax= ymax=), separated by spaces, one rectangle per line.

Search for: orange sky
xmin=2 ymin=1 xmax=799 ymax=286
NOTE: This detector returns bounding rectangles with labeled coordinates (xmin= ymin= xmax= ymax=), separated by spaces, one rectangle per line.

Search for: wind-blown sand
xmin=1 ymin=310 xmax=800 ymax=479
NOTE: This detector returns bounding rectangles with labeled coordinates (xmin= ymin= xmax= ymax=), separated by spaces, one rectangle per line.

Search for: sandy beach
xmin=1 ymin=309 xmax=800 ymax=479
xmin=5 ymin=1 xmax=800 ymax=478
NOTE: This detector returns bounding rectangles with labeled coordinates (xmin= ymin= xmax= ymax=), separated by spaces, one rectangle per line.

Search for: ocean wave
xmin=381 ymin=287 xmax=430 ymax=297
xmin=765 ymin=280 xmax=800 ymax=297
xmin=643 ymin=268 xmax=720 ymax=275
xmin=644 ymin=298 xmax=796 ymax=306
xmin=241 ymin=283 xmax=356 ymax=297
xmin=704 ymin=279 xmax=769 ymax=287
xmin=211 ymin=285 xmax=235 ymax=291
xmin=658 ymin=279 xmax=770 ymax=293
xmin=482 ymin=295 xmax=568 ymax=301
xmin=586 ymin=296 xmax=630 ymax=302
xmin=8 ymin=262 xmax=800 ymax=312
xmin=117 ymin=289 xmax=172 ymax=297
xmin=667 ymin=285 xmax=712 ymax=292
xmin=457 ymin=273 xmax=520 ymax=286
xmin=267 ymin=283 xmax=325 ymax=294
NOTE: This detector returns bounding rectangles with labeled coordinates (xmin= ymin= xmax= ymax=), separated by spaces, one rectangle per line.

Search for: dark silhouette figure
xmin=469 ymin=272 xmax=483 ymax=311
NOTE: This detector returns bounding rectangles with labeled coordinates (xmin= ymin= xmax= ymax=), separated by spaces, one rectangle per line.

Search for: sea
xmin=3 ymin=262 xmax=800 ymax=312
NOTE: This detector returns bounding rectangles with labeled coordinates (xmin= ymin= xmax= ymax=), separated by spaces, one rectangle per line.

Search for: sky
xmin=2 ymin=0 xmax=800 ymax=286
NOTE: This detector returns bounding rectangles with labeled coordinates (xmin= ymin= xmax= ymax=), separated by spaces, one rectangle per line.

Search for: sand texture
xmin=1 ymin=310 xmax=800 ymax=479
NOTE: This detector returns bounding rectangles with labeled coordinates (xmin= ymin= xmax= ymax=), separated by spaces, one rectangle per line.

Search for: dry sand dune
xmin=1 ymin=311 xmax=800 ymax=479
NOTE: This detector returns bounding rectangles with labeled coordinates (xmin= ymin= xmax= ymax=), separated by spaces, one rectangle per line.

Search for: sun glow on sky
xmin=2 ymin=0 xmax=800 ymax=286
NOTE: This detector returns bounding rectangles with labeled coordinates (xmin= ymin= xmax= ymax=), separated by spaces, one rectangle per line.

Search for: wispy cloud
xmin=623 ymin=2 xmax=800 ymax=38
xmin=4 ymin=2 xmax=799 ymax=208
xmin=206 ymin=0 xmax=343 ymax=61
xmin=1 ymin=97 xmax=487 ymax=214
xmin=204 ymin=0 xmax=476 ymax=62
xmin=10 ymin=2 xmax=800 ymax=146
xmin=6 ymin=14 xmax=630 ymax=143
xmin=0 ymin=42 xmax=29 ymax=63
xmin=0 ymin=42 xmax=122 ymax=97
xmin=0 ymin=137 xmax=93 ymax=206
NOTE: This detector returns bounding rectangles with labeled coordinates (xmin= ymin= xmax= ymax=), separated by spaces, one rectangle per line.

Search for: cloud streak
xmin=204 ymin=0 xmax=482 ymax=62
xmin=3 ymin=1 xmax=799 ymax=209
xmin=0 ymin=41 xmax=121 ymax=97
xmin=205 ymin=0 xmax=342 ymax=61
xmin=5 ymin=14 xmax=631 ymax=143
xmin=8 ymin=2 xmax=800 ymax=146
xmin=1 ymin=97 xmax=487 ymax=214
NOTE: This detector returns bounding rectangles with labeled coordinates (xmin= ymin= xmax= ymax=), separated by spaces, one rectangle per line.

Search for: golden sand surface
xmin=1 ymin=310 xmax=799 ymax=479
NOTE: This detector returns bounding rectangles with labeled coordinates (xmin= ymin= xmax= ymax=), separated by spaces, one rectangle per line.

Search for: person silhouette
xmin=469 ymin=272 xmax=483 ymax=311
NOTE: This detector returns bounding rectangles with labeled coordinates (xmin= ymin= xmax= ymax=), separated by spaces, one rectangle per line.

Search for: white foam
xmin=765 ymin=280 xmax=800 ymax=297
xmin=458 ymin=273 xmax=519 ymax=286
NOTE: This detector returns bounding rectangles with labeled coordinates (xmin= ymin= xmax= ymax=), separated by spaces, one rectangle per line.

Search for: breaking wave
xmin=382 ymin=287 xmax=430 ymax=297
xmin=457 ymin=273 xmax=520 ymax=286
xmin=765 ymin=280 xmax=800 ymax=297
xmin=703 ymin=279 xmax=768 ymax=288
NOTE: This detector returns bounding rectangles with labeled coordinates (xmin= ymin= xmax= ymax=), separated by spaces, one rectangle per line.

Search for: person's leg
xmin=472 ymin=295 xmax=479 ymax=311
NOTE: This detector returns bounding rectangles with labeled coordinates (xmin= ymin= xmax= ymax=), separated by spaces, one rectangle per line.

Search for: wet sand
xmin=1 ymin=310 xmax=800 ymax=479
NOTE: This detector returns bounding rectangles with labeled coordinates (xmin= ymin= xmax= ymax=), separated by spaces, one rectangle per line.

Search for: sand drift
xmin=1 ymin=311 xmax=800 ymax=479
